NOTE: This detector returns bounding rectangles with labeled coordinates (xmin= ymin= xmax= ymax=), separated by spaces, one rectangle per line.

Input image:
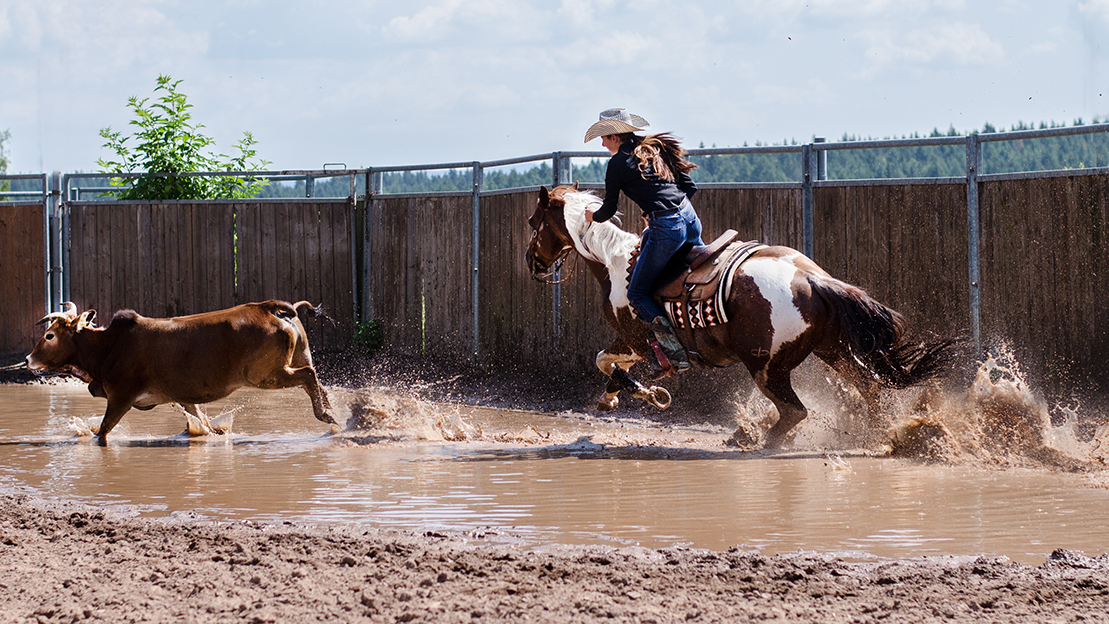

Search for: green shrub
xmin=97 ymin=75 xmax=270 ymax=200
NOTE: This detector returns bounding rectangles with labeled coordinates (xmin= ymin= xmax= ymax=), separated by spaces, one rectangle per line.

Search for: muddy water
xmin=2 ymin=379 xmax=1109 ymax=565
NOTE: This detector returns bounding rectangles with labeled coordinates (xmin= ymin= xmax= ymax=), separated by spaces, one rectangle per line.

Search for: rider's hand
xmin=585 ymin=210 xmax=595 ymax=223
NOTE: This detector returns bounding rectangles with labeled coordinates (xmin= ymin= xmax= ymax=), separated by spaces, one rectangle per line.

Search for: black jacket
xmin=593 ymin=143 xmax=697 ymax=223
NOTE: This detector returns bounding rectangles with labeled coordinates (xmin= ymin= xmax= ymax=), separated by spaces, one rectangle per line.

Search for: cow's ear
xmin=77 ymin=310 xmax=97 ymax=330
xmin=539 ymin=186 xmax=549 ymax=204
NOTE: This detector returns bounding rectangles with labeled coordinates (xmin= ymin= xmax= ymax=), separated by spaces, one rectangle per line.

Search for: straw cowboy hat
xmin=584 ymin=108 xmax=651 ymax=143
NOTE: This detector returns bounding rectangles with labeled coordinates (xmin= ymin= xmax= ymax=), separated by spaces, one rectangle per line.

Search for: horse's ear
xmin=539 ymin=186 xmax=549 ymax=204
xmin=572 ymin=181 xmax=579 ymax=190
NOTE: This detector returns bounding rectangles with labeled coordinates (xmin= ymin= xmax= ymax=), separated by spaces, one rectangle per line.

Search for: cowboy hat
xmin=584 ymin=108 xmax=651 ymax=143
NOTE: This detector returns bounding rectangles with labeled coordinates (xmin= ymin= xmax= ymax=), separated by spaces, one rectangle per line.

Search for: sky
xmin=0 ymin=0 xmax=1106 ymax=174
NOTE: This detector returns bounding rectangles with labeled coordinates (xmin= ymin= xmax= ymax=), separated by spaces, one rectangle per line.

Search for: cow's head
xmin=26 ymin=302 xmax=97 ymax=373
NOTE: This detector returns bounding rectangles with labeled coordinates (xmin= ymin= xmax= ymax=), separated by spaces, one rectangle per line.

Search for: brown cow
xmin=26 ymin=300 xmax=338 ymax=444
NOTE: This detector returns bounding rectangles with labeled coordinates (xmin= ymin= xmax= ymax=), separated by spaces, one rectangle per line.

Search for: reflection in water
xmin=0 ymin=379 xmax=1108 ymax=564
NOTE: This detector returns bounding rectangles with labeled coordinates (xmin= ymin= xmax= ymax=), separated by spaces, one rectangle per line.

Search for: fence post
xmin=801 ymin=144 xmax=814 ymax=258
xmin=362 ymin=169 xmax=375 ymax=322
xmin=965 ymin=134 xmax=982 ymax=358
xmin=41 ymin=174 xmax=52 ymax=315
xmin=471 ymin=162 xmax=483 ymax=361
xmin=47 ymin=172 xmax=63 ymax=313
xmin=814 ymin=137 xmax=827 ymax=181
xmin=551 ymin=152 xmax=573 ymax=350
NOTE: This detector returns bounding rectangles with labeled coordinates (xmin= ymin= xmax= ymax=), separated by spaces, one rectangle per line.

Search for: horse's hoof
xmin=762 ymin=430 xmax=790 ymax=449
xmin=597 ymin=397 xmax=618 ymax=411
xmin=645 ymin=386 xmax=672 ymax=410
xmin=725 ymin=426 xmax=758 ymax=448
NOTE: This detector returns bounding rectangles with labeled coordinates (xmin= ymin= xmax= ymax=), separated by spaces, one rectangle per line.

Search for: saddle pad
xmin=665 ymin=242 xmax=767 ymax=330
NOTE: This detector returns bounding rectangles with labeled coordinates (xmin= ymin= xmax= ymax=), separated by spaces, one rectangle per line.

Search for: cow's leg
xmin=251 ymin=365 xmax=336 ymax=428
xmin=296 ymin=367 xmax=336 ymax=426
xmin=179 ymin=403 xmax=213 ymax=435
xmin=97 ymin=400 xmax=133 ymax=446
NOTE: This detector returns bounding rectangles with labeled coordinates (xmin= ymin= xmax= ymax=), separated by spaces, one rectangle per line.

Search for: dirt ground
xmin=4 ymin=351 xmax=1109 ymax=622
xmin=3 ymin=492 xmax=1109 ymax=624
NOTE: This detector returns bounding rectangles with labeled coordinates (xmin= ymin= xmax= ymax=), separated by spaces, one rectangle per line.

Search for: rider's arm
xmin=676 ymin=169 xmax=697 ymax=200
xmin=591 ymin=155 xmax=624 ymax=223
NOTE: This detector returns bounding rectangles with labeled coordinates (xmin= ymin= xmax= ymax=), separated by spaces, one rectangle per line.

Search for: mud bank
xmin=2 ymin=493 xmax=1108 ymax=624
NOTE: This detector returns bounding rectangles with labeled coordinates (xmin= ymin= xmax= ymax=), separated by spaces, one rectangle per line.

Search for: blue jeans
xmin=628 ymin=200 xmax=703 ymax=322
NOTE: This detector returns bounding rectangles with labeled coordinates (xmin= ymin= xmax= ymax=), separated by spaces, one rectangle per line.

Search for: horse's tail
xmin=808 ymin=275 xmax=957 ymax=389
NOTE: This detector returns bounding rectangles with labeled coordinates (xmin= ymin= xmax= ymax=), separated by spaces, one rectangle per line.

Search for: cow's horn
xmin=35 ymin=302 xmax=80 ymax=326
xmin=36 ymin=312 xmax=67 ymax=326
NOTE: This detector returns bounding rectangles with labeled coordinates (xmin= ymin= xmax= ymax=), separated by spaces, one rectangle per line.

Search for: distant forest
xmin=257 ymin=118 xmax=1109 ymax=198
xmin=3 ymin=119 xmax=1107 ymax=199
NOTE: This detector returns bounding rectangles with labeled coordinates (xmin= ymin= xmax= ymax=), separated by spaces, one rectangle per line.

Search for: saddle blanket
xmin=664 ymin=242 xmax=764 ymax=330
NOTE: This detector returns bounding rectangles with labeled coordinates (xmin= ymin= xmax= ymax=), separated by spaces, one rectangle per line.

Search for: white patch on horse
xmin=740 ymin=257 xmax=809 ymax=356
xmin=562 ymin=191 xmax=639 ymax=316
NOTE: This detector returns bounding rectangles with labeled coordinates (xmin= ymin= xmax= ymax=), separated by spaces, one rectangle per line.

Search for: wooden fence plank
xmin=0 ymin=204 xmax=46 ymax=354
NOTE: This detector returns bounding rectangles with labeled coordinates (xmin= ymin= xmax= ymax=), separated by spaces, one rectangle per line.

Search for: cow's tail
xmin=291 ymin=300 xmax=322 ymax=318
xmin=809 ymin=275 xmax=957 ymax=389
xmin=291 ymin=300 xmax=335 ymax=326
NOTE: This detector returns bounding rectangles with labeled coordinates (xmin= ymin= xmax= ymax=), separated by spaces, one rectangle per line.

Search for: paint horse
xmin=525 ymin=184 xmax=956 ymax=447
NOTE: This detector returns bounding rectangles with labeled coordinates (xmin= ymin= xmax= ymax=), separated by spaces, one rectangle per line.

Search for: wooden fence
xmin=978 ymin=173 xmax=1109 ymax=395
xmin=366 ymin=175 xmax=1107 ymax=400
xmin=65 ymin=199 xmax=354 ymax=351
xmin=812 ymin=182 xmax=970 ymax=338
xmin=4 ymin=171 xmax=1109 ymax=401
xmin=0 ymin=203 xmax=46 ymax=355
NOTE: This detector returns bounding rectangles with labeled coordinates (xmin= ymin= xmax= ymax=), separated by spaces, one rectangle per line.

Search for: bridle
xmin=527 ymin=210 xmax=577 ymax=285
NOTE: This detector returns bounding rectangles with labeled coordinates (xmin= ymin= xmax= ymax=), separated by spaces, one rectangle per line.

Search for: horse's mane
xmin=561 ymin=191 xmax=639 ymax=266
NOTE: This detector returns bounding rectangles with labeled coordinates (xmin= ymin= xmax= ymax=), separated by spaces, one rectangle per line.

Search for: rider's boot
xmin=646 ymin=316 xmax=691 ymax=375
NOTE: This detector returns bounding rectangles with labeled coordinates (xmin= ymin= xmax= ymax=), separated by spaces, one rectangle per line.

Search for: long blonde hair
xmin=618 ymin=132 xmax=697 ymax=182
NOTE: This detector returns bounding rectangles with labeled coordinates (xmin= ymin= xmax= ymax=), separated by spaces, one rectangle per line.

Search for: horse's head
xmin=525 ymin=183 xmax=579 ymax=283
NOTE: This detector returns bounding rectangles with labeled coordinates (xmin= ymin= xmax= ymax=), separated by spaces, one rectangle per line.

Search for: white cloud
xmin=383 ymin=0 xmax=464 ymax=42
xmin=382 ymin=0 xmax=550 ymax=44
xmin=1078 ymin=0 xmax=1109 ymax=23
xmin=859 ymin=22 xmax=1005 ymax=76
xmin=557 ymin=31 xmax=654 ymax=67
xmin=0 ymin=0 xmax=206 ymax=67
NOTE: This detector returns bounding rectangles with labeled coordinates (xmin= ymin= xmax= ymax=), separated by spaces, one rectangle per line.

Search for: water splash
xmin=890 ymin=348 xmax=1101 ymax=471
xmin=341 ymin=390 xmax=481 ymax=442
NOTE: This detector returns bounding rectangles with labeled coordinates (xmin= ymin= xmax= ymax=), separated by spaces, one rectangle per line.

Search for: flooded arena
xmin=3 ymin=351 xmax=1109 ymax=567
xmin=4 ymin=353 xmax=1109 ymax=622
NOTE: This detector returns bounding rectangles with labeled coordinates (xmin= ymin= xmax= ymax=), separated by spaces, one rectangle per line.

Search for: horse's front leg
xmin=595 ymin=348 xmax=640 ymax=411
xmin=594 ymin=350 xmax=669 ymax=412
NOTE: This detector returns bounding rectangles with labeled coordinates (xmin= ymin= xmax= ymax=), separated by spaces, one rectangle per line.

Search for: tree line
xmin=264 ymin=119 xmax=1108 ymax=198
xmin=2 ymin=118 xmax=1106 ymax=201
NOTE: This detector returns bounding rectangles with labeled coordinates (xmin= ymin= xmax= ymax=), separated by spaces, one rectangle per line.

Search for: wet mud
xmin=4 ymin=348 xmax=1109 ymax=622
xmin=3 ymin=493 xmax=1109 ymax=623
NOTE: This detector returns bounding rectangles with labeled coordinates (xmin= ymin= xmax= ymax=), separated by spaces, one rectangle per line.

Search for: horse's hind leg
xmin=758 ymin=367 xmax=809 ymax=448
xmin=819 ymin=353 xmax=883 ymax=431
